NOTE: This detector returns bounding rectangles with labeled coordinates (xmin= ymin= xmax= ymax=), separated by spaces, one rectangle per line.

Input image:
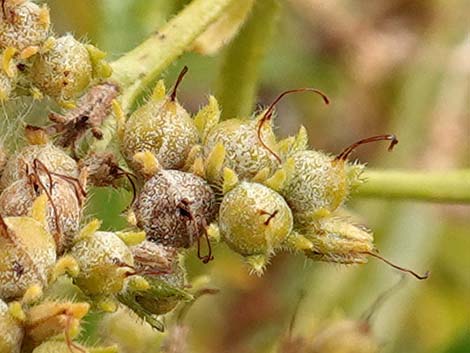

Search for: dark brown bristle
xmin=170 ymin=66 xmax=189 ymax=102
xmin=365 ymin=251 xmax=429 ymax=280
xmin=335 ymin=134 xmax=398 ymax=161
xmin=257 ymin=88 xmax=330 ymax=163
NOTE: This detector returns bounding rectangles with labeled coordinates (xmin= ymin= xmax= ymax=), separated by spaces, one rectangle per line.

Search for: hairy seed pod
xmin=133 ymin=162 xmax=217 ymax=262
xmin=0 ymin=299 xmax=24 ymax=353
xmin=202 ymin=88 xmax=329 ymax=183
xmin=303 ymin=217 xmax=374 ymax=264
xmin=31 ymin=35 xmax=92 ymax=102
xmin=219 ymin=181 xmax=294 ymax=272
xmin=0 ymin=161 xmax=86 ymax=254
xmin=0 ymin=143 xmax=78 ymax=191
xmin=203 ymin=116 xmax=279 ymax=182
xmin=0 ymin=197 xmax=56 ymax=300
xmin=303 ymin=217 xmax=429 ymax=279
xmin=70 ymin=226 xmax=134 ymax=296
xmin=122 ymin=67 xmax=199 ymax=171
xmin=310 ymin=320 xmax=379 ymax=353
xmin=282 ymin=135 xmax=397 ymax=225
xmin=0 ymin=0 xmax=50 ymax=58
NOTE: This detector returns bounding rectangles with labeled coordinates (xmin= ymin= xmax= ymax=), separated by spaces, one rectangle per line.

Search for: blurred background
xmin=47 ymin=1 xmax=469 ymax=352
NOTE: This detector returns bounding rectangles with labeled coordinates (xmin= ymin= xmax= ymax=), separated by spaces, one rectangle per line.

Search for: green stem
xmin=110 ymin=0 xmax=236 ymax=112
xmin=216 ymin=0 xmax=280 ymax=120
xmin=356 ymin=169 xmax=470 ymax=203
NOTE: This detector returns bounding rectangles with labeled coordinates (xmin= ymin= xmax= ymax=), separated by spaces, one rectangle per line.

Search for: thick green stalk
xmin=216 ymin=0 xmax=280 ymax=120
xmin=110 ymin=0 xmax=237 ymax=112
xmin=356 ymin=169 xmax=470 ymax=203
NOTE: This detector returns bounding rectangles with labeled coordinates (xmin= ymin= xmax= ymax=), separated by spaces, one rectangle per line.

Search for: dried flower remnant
xmin=47 ymin=82 xmax=120 ymax=153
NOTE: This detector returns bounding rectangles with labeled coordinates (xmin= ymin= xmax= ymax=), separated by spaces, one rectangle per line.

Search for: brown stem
xmin=335 ymin=134 xmax=398 ymax=161
xmin=257 ymin=88 xmax=330 ymax=163
xmin=170 ymin=65 xmax=189 ymax=101
xmin=365 ymin=251 xmax=429 ymax=280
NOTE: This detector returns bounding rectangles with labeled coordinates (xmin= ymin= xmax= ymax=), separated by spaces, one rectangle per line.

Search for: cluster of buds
xmin=0 ymin=1 xmax=429 ymax=351
xmin=0 ymin=0 xmax=110 ymax=106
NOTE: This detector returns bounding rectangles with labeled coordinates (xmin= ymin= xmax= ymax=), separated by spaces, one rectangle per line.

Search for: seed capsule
xmin=304 ymin=217 xmax=429 ymax=279
xmin=132 ymin=152 xmax=217 ymax=263
xmin=0 ymin=159 xmax=86 ymax=254
xmin=0 ymin=195 xmax=56 ymax=300
xmin=219 ymin=179 xmax=301 ymax=274
xmin=121 ymin=67 xmax=199 ymax=171
xmin=0 ymin=299 xmax=24 ymax=353
xmin=0 ymin=0 xmax=50 ymax=58
xmin=303 ymin=217 xmax=374 ymax=264
xmin=30 ymin=35 xmax=92 ymax=103
xmin=0 ymin=142 xmax=78 ymax=191
xmin=203 ymin=88 xmax=329 ymax=183
xmin=69 ymin=221 xmax=134 ymax=296
xmin=281 ymin=135 xmax=397 ymax=226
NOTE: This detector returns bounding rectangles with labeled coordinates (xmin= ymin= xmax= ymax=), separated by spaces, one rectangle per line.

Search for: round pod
xmin=281 ymin=150 xmax=349 ymax=225
xmin=203 ymin=118 xmax=279 ymax=181
xmin=31 ymin=35 xmax=92 ymax=101
xmin=219 ymin=182 xmax=293 ymax=257
xmin=0 ymin=0 xmax=50 ymax=54
xmin=123 ymin=98 xmax=199 ymax=171
xmin=0 ymin=143 xmax=78 ymax=191
xmin=0 ymin=299 xmax=24 ymax=353
xmin=0 ymin=174 xmax=83 ymax=254
xmin=134 ymin=169 xmax=217 ymax=249
xmin=70 ymin=231 xmax=134 ymax=296
xmin=0 ymin=214 xmax=56 ymax=300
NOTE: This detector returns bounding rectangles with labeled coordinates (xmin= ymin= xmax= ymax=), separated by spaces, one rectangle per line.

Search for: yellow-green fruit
xmin=70 ymin=231 xmax=134 ymax=296
xmin=281 ymin=150 xmax=364 ymax=225
xmin=0 ymin=143 xmax=78 ymax=191
xmin=0 ymin=299 xmax=24 ymax=353
xmin=203 ymin=118 xmax=279 ymax=182
xmin=304 ymin=217 xmax=374 ymax=264
xmin=31 ymin=35 xmax=92 ymax=101
xmin=0 ymin=1 xmax=50 ymax=53
xmin=123 ymin=99 xmax=199 ymax=171
xmin=310 ymin=320 xmax=379 ymax=353
xmin=219 ymin=182 xmax=293 ymax=256
xmin=0 ymin=216 xmax=56 ymax=300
